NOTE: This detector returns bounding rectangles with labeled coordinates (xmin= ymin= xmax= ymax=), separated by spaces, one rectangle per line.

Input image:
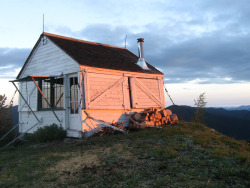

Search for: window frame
xmin=37 ymin=76 xmax=64 ymax=111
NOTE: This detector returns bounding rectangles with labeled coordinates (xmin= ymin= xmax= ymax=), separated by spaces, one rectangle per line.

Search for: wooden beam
xmin=129 ymin=77 xmax=137 ymax=108
xmin=80 ymin=71 xmax=85 ymax=109
xmin=83 ymin=71 xmax=89 ymax=109
xmin=124 ymin=77 xmax=131 ymax=110
xmin=80 ymin=65 xmax=164 ymax=78
xmin=157 ymin=78 xmax=164 ymax=108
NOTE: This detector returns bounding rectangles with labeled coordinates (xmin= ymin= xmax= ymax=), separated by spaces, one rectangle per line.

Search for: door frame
xmin=64 ymin=73 xmax=82 ymax=131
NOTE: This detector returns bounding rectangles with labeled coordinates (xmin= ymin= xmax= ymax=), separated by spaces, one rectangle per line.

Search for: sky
xmin=0 ymin=0 xmax=249 ymax=107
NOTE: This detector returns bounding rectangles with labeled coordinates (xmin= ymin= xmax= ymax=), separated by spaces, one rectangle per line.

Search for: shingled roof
xmin=17 ymin=33 xmax=163 ymax=78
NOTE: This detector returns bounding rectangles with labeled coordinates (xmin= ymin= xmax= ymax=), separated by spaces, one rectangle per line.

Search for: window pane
xmin=54 ymin=77 xmax=64 ymax=108
xmin=70 ymin=77 xmax=78 ymax=114
xmin=38 ymin=76 xmax=64 ymax=110
xmin=42 ymin=79 xmax=51 ymax=108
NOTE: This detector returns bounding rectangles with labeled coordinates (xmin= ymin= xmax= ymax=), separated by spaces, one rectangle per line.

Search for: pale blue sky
xmin=0 ymin=0 xmax=249 ymax=107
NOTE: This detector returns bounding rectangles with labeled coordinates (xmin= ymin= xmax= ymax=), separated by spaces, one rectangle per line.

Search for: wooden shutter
xmin=130 ymin=77 xmax=164 ymax=108
xmin=84 ymin=72 xmax=130 ymax=109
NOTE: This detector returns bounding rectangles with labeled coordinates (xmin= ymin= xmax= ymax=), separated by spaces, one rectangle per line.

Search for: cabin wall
xmin=19 ymin=111 xmax=64 ymax=133
xmin=80 ymin=67 xmax=165 ymax=137
xmin=81 ymin=67 xmax=165 ymax=110
xmin=18 ymin=38 xmax=80 ymax=133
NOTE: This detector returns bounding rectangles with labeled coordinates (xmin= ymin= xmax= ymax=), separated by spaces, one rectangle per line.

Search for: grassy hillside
xmin=168 ymin=105 xmax=250 ymax=140
xmin=0 ymin=123 xmax=249 ymax=187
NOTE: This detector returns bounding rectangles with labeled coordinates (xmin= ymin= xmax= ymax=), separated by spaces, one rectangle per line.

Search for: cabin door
xmin=68 ymin=74 xmax=81 ymax=131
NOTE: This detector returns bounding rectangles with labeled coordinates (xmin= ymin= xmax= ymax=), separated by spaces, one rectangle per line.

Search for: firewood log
xmin=155 ymin=112 xmax=162 ymax=120
xmin=161 ymin=116 xmax=167 ymax=125
xmin=161 ymin=109 xmax=172 ymax=117
xmin=149 ymin=114 xmax=155 ymax=121
xmin=170 ymin=114 xmax=178 ymax=124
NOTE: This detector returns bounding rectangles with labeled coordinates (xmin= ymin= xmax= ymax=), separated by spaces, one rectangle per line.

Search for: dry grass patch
xmin=50 ymin=153 xmax=100 ymax=171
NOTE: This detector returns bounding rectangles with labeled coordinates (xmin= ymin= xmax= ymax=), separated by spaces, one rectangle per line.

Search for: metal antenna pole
xmin=42 ymin=14 xmax=45 ymax=45
xmin=43 ymin=14 xmax=44 ymax=33
xmin=125 ymin=34 xmax=127 ymax=48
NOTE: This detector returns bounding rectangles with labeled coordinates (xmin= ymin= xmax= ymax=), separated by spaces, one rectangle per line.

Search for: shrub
xmin=0 ymin=94 xmax=14 ymax=146
xmin=25 ymin=124 xmax=66 ymax=143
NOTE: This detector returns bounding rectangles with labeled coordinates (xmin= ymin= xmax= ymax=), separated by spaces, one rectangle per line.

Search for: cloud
xmin=3 ymin=0 xmax=250 ymax=84
xmin=0 ymin=48 xmax=30 ymax=78
xmin=51 ymin=18 xmax=250 ymax=84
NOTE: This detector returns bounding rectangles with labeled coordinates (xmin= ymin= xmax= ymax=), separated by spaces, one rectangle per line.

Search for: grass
xmin=0 ymin=123 xmax=249 ymax=187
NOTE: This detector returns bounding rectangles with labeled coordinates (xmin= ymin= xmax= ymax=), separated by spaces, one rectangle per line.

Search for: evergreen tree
xmin=0 ymin=95 xmax=13 ymax=137
xmin=193 ymin=93 xmax=207 ymax=123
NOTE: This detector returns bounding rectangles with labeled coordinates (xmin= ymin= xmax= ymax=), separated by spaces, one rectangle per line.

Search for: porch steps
xmin=66 ymin=129 xmax=83 ymax=138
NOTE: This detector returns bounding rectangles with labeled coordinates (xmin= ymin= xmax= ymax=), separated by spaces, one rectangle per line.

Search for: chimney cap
xmin=137 ymin=38 xmax=144 ymax=43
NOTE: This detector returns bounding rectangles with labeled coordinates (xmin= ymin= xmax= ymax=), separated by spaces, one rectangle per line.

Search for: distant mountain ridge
xmin=223 ymin=105 xmax=250 ymax=111
xmin=167 ymin=105 xmax=250 ymax=141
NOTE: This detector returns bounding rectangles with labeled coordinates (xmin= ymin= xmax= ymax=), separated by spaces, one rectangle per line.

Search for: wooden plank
xmin=20 ymin=38 xmax=79 ymax=77
xmin=80 ymin=65 xmax=164 ymax=79
xmin=64 ymin=74 xmax=69 ymax=130
xmin=157 ymin=77 xmax=163 ymax=108
xmin=134 ymin=78 xmax=162 ymax=107
xmin=159 ymin=79 xmax=166 ymax=107
xmin=88 ymin=76 xmax=124 ymax=107
xmin=83 ymin=71 xmax=89 ymax=109
xmin=129 ymin=77 xmax=137 ymax=108
xmin=122 ymin=77 xmax=130 ymax=110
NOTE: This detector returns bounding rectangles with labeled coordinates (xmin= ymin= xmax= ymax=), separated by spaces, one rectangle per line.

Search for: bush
xmin=25 ymin=124 xmax=66 ymax=143
xmin=0 ymin=94 xmax=14 ymax=146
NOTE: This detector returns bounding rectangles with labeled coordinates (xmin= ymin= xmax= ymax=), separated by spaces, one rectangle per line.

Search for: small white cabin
xmin=13 ymin=33 xmax=165 ymax=137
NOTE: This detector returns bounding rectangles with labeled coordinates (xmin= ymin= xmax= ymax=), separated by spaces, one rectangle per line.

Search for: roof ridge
xmin=43 ymin=32 xmax=126 ymax=50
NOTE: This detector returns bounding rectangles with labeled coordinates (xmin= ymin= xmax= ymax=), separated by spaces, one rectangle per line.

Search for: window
xmin=38 ymin=76 xmax=64 ymax=110
xmin=70 ymin=77 xmax=79 ymax=114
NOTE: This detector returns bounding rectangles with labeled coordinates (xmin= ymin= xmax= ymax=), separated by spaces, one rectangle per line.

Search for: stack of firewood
xmin=130 ymin=108 xmax=178 ymax=128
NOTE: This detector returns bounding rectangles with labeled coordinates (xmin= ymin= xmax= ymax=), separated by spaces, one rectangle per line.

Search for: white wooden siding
xmin=18 ymin=81 xmax=37 ymax=111
xmin=19 ymin=111 xmax=64 ymax=133
xmin=18 ymin=37 xmax=80 ymax=133
xmin=19 ymin=38 xmax=80 ymax=77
